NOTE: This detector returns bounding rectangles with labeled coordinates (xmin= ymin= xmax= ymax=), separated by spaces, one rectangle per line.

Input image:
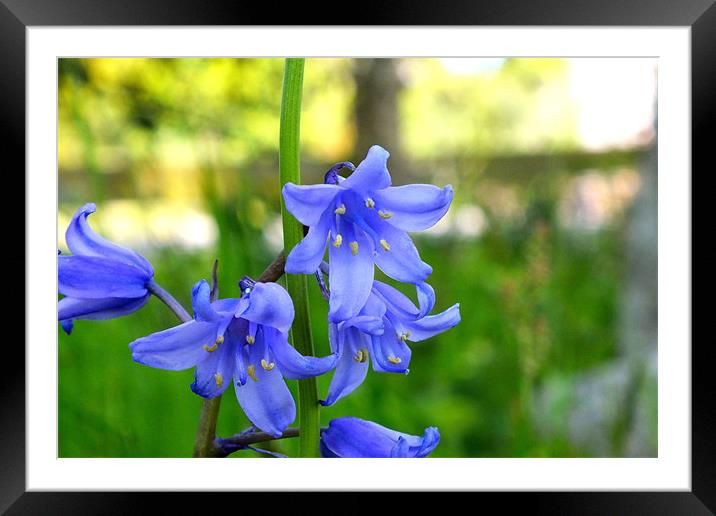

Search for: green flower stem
xmin=279 ymin=58 xmax=321 ymax=458
xmin=193 ymin=397 xmax=222 ymax=457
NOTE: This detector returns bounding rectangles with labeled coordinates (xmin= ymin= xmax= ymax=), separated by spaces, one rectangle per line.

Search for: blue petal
xmin=60 ymin=320 xmax=74 ymax=334
xmin=360 ymin=291 xmax=388 ymax=319
xmin=211 ymin=298 xmax=243 ymax=314
xmin=370 ymin=327 xmax=411 ymax=374
xmin=282 ymin=183 xmax=340 ymax=226
xmin=327 ymin=222 xmax=374 ymax=322
xmin=58 ymin=255 xmax=150 ymax=299
xmin=403 ymin=303 xmax=461 ymax=342
xmin=284 ymin=209 xmax=331 ymax=274
xmin=320 ymin=326 xmax=370 ymax=406
xmin=233 ymin=348 xmax=249 ymax=386
xmin=371 ymin=184 xmax=453 ymax=232
xmin=340 ymin=315 xmax=384 ymax=336
xmin=241 ymin=282 xmax=294 ymax=333
xmin=322 ymin=418 xmax=395 ymax=457
xmin=65 ymin=203 xmax=154 ymax=276
xmin=320 ymin=440 xmax=340 ymax=458
xmin=341 ymin=290 xmax=387 ymax=335
xmin=320 ymin=417 xmax=439 ymax=458
xmin=234 ymin=333 xmax=296 ymax=437
xmin=370 ymin=281 xmax=435 ymax=320
xmin=190 ymin=336 xmax=235 ymax=398
xmin=371 ymin=280 xmax=420 ymax=319
xmin=416 ymin=282 xmax=436 ymax=318
xmin=340 ymin=145 xmax=392 ymax=193
xmin=390 ymin=437 xmax=411 ymax=457
xmin=373 ymin=223 xmax=432 ymax=284
xmin=353 ymin=207 xmax=432 ymax=284
xmin=225 ymin=319 xmax=250 ymax=386
xmin=191 ymin=280 xmax=222 ymax=322
xmin=129 ymin=320 xmax=219 ymax=370
xmin=414 ymin=427 xmax=441 ymax=457
xmin=327 ymin=322 xmax=340 ymax=354
xmin=266 ymin=326 xmax=338 ymax=380
xmin=58 ymin=295 xmax=150 ymax=325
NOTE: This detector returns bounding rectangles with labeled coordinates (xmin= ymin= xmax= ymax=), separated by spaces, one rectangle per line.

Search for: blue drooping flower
xmin=321 ymin=280 xmax=460 ymax=406
xmin=283 ymin=145 xmax=453 ymax=322
xmin=58 ymin=203 xmax=154 ymax=334
xmin=129 ymin=279 xmax=337 ymax=437
xmin=320 ymin=417 xmax=440 ymax=458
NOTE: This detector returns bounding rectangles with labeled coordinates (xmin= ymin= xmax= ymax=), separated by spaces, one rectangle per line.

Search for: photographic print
xmin=57 ymin=56 xmax=658 ymax=460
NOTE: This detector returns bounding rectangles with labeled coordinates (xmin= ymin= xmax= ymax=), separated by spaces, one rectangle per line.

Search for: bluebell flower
xmin=283 ymin=145 xmax=453 ymax=322
xmin=58 ymin=203 xmax=154 ymax=334
xmin=129 ymin=279 xmax=337 ymax=437
xmin=321 ymin=280 xmax=460 ymax=406
xmin=320 ymin=417 xmax=440 ymax=458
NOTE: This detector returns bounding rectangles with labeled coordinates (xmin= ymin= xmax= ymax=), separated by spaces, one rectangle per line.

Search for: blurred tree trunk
xmin=353 ymin=59 xmax=404 ymax=174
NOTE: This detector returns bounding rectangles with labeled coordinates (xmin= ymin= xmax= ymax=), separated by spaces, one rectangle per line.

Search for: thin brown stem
xmin=257 ymin=251 xmax=286 ymax=283
xmin=215 ymin=426 xmax=329 ymax=458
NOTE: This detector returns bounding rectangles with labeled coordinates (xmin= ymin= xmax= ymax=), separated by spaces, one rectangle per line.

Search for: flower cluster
xmin=321 ymin=280 xmax=460 ymax=406
xmin=130 ymin=279 xmax=337 ymax=437
xmin=284 ymin=145 xmax=461 ymax=411
xmin=58 ymin=145 xmax=459 ymax=458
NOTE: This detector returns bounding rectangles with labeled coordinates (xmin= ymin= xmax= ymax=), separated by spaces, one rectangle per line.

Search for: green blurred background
xmin=58 ymin=57 xmax=657 ymax=458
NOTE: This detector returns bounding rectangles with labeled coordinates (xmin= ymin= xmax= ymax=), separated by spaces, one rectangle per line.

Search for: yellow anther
xmin=387 ymin=356 xmax=402 ymax=365
xmin=247 ymin=365 xmax=258 ymax=382
xmin=399 ymin=331 xmax=411 ymax=342
xmin=246 ymin=335 xmax=255 ymax=345
xmin=215 ymin=335 xmax=225 ymax=345
xmin=380 ymin=239 xmax=390 ymax=251
xmin=350 ymin=241 xmax=359 ymax=255
xmin=353 ymin=348 xmax=369 ymax=363
xmin=378 ymin=210 xmax=393 ymax=219
xmin=203 ymin=342 xmax=218 ymax=352
xmin=333 ymin=234 xmax=343 ymax=247
xmin=261 ymin=359 xmax=275 ymax=371
xmin=365 ymin=198 xmax=375 ymax=208
xmin=214 ymin=372 xmax=223 ymax=387
xmin=334 ymin=204 xmax=346 ymax=215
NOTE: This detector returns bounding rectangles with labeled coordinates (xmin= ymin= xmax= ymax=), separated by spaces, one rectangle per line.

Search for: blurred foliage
xmin=401 ymin=58 xmax=577 ymax=159
xmin=58 ymin=57 xmax=655 ymax=458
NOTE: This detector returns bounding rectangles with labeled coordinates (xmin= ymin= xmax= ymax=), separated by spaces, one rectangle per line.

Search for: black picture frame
xmin=4 ymin=0 xmax=708 ymax=512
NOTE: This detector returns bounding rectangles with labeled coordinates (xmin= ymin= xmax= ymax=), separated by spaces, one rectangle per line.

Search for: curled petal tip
xmin=191 ymin=279 xmax=210 ymax=299
xmin=60 ymin=320 xmax=74 ymax=335
xmin=65 ymin=202 xmax=154 ymax=277
xmin=443 ymin=184 xmax=455 ymax=201
xmin=368 ymin=144 xmax=389 ymax=158
xmin=78 ymin=202 xmax=97 ymax=215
